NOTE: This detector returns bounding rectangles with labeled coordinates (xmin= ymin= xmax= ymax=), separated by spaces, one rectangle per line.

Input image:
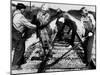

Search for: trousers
xmin=12 ymin=26 xmax=26 ymax=66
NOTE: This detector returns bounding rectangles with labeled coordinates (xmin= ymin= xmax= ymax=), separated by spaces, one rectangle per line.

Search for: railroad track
xmin=12 ymin=42 xmax=87 ymax=74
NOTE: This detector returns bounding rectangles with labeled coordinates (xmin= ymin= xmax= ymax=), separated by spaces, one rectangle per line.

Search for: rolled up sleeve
xmin=20 ymin=15 xmax=36 ymax=29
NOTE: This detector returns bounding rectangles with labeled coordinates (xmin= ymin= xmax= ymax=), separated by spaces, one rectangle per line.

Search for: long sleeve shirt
xmin=81 ymin=14 xmax=95 ymax=32
xmin=37 ymin=10 xmax=50 ymax=25
xmin=13 ymin=10 xmax=36 ymax=32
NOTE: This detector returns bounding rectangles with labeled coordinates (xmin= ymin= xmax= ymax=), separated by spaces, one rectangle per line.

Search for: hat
xmin=16 ymin=3 xmax=26 ymax=9
xmin=80 ymin=7 xmax=86 ymax=11
xmin=41 ymin=4 xmax=50 ymax=10
xmin=57 ymin=8 xmax=62 ymax=12
xmin=80 ymin=7 xmax=89 ymax=16
xmin=80 ymin=7 xmax=88 ymax=12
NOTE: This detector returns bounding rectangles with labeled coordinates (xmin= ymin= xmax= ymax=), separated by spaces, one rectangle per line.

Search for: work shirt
xmin=13 ymin=10 xmax=36 ymax=33
xmin=81 ymin=14 xmax=95 ymax=32
xmin=37 ymin=10 xmax=50 ymax=25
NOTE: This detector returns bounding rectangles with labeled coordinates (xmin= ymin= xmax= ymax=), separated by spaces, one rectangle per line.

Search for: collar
xmin=13 ymin=10 xmax=21 ymax=17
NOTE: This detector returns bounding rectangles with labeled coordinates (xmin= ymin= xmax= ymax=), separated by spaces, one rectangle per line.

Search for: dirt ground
xmin=12 ymin=42 xmax=87 ymax=74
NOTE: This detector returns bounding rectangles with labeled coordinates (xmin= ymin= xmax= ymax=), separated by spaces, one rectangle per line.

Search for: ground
xmin=12 ymin=41 xmax=87 ymax=74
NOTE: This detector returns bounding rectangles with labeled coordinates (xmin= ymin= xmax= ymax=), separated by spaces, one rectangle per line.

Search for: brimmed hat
xmin=16 ymin=3 xmax=26 ymax=9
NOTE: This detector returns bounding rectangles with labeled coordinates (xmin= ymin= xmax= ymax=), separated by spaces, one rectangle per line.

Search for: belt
xmin=12 ymin=25 xmax=22 ymax=35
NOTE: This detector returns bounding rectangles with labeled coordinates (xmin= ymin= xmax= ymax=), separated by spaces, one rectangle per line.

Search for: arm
xmin=44 ymin=13 xmax=50 ymax=23
xmin=88 ymin=14 xmax=95 ymax=28
xmin=20 ymin=15 xmax=36 ymax=29
xmin=88 ymin=14 xmax=96 ymax=34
